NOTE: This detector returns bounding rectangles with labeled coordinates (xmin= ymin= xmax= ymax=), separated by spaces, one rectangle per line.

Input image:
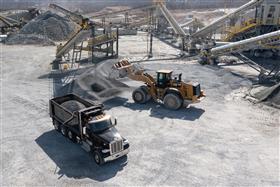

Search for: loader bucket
xmin=112 ymin=60 xmax=144 ymax=78
xmin=112 ymin=60 xmax=134 ymax=78
xmin=113 ymin=60 xmax=132 ymax=70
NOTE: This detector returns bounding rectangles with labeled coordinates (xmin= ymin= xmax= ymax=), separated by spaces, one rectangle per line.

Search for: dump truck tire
xmin=132 ymin=88 xmax=147 ymax=104
xmin=61 ymin=125 xmax=68 ymax=136
xmin=140 ymin=85 xmax=151 ymax=102
xmin=163 ymin=93 xmax=183 ymax=110
xmin=93 ymin=150 xmax=104 ymax=165
xmin=53 ymin=120 xmax=61 ymax=132
xmin=67 ymin=130 xmax=76 ymax=143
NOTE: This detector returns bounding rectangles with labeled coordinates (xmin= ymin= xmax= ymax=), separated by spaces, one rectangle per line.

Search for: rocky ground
xmin=1 ymin=33 xmax=279 ymax=186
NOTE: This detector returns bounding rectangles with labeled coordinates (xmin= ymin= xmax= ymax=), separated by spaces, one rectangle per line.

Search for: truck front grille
xmin=110 ymin=140 xmax=123 ymax=155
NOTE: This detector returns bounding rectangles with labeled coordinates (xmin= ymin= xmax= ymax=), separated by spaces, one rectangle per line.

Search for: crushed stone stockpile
xmin=19 ymin=11 xmax=78 ymax=41
xmin=5 ymin=34 xmax=55 ymax=45
xmin=61 ymin=100 xmax=86 ymax=112
xmin=55 ymin=59 xmax=129 ymax=102
xmin=249 ymin=83 xmax=280 ymax=108
xmin=6 ymin=11 xmax=78 ymax=45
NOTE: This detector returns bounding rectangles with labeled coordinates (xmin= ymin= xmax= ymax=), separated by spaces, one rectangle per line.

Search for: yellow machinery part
xmin=223 ymin=18 xmax=257 ymax=42
xmin=62 ymin=63 xmax=69 ymax=70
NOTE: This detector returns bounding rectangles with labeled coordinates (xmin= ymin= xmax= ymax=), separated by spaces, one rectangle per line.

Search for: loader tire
xmin=140 ymin=85 xmax=151 ymax=102
xmin=132 ymin=88 xmax=147 ymax=104
xmin=163 ymin=93 xmax=183 ymax=110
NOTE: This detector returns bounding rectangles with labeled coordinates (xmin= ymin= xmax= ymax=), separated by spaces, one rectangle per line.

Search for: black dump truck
xmin=49 ymin=94 xmax=129 ymax=165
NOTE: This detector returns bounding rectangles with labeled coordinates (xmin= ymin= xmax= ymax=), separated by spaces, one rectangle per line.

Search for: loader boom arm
xmin=114 ymin=60 xmax=156 ymax=88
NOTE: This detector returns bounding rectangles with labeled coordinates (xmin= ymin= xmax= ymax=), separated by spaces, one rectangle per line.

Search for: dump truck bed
xmin=49 ymin=94 xmax=104 ymax=126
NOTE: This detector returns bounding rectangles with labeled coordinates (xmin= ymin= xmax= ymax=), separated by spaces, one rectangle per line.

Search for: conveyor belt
xmin=156 ymin=2 xmax=186 ymax=36
xmin=192 ymin=0 xmax=264 ymax=38
xmin=89 ymin=5 xmax=156 ymax=18
xmin=211 ymin=30 xmax=280 ymax=56
xmin=56 ymin=29 xmax=91 ymax=58
xmin=49 ymin=3 xmax=84 ymax=25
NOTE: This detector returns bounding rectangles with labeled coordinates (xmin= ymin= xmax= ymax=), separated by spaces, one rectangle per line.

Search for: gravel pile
xmin=55 ymin=59 xmax=129 ymax=102
xmin=5 ymin=11 xmax=78 ymax=45
xmin=61 ymin=100 xmax=86 ymax=112
xmin=19 ymin=11 xmax=78 ymax=41
xmin=268 ymin=87 xmax=280 ymax=107
xmin=249 ymin=83 xmax=280 ymax=108
xmin=5 ymin=34 xmax=55 ymax=45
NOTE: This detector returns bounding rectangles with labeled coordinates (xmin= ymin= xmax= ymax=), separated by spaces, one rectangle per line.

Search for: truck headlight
xmin=102 ymin=149 xmax=110 ymax=153
xmin=123 ymin=139 xmax=129 ymax=145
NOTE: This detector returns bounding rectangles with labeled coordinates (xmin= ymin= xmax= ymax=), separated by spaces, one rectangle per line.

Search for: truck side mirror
xmin=83 ymin=127 xmax=86 ymax=135
xmin=179 ymin=74 xmax=182 ymax=82
xmin=111 ymin=117 xmax=117 ymax=126
xmin=114 ymin=118 xmax=117 ymax=126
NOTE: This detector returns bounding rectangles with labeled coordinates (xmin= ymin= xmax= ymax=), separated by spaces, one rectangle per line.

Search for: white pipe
xmin=211 ymin=30 xmax=280 ymax=55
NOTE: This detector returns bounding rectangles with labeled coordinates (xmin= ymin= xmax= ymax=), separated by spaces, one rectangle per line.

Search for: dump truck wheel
xmin=140 ymin=85 xmax=151 ymax=102
xmin=61 ymin=125 xmax=67 ymax=136
xmin=132 ymin=88 xmax=147 ymax=104
xmin=93 ymin=150 xmax=104 ymax=165
xmin=67 ymin=130 xmax=76 ymax=143
xmin=53 ymin=120 xmax=61 ymax=132
xmin=163 ymin=93 xmax=183 ymax=110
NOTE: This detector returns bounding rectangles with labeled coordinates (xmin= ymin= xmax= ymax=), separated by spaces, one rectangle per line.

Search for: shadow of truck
xmin=35 ymin=130 xmax=127 ymax=181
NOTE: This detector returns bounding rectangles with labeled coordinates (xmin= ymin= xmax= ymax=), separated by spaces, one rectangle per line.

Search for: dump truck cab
xmin=156 ymin=70 xmax=172 ymax=88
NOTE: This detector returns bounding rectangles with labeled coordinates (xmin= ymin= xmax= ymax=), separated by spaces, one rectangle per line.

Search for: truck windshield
xmin=89 ymin=119 xmax=113 ymax=133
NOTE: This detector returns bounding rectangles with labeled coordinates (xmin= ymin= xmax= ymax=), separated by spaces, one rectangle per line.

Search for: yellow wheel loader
xmin=113 ymin=60 xmax=205 ymax=110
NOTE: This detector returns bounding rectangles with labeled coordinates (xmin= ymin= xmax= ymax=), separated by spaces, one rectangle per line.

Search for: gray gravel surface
xmin=1 ymin=35 xmax=279 ymax=186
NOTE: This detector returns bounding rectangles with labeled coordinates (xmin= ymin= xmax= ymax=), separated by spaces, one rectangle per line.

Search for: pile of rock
xmin=249 ymin=83 xmax=280 ymax=108
xmin=6 ymin=11 xmax=79 ymax=45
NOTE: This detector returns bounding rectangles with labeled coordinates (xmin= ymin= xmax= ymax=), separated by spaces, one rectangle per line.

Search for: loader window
xmin=158 ymin=73 xmax=165 ymax=81
xmin=157 ymin=72 xmax=171 ymax=88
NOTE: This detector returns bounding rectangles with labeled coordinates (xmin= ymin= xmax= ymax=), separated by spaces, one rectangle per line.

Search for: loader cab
xmin=156 ymin=70 xmax=172 ymax=88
